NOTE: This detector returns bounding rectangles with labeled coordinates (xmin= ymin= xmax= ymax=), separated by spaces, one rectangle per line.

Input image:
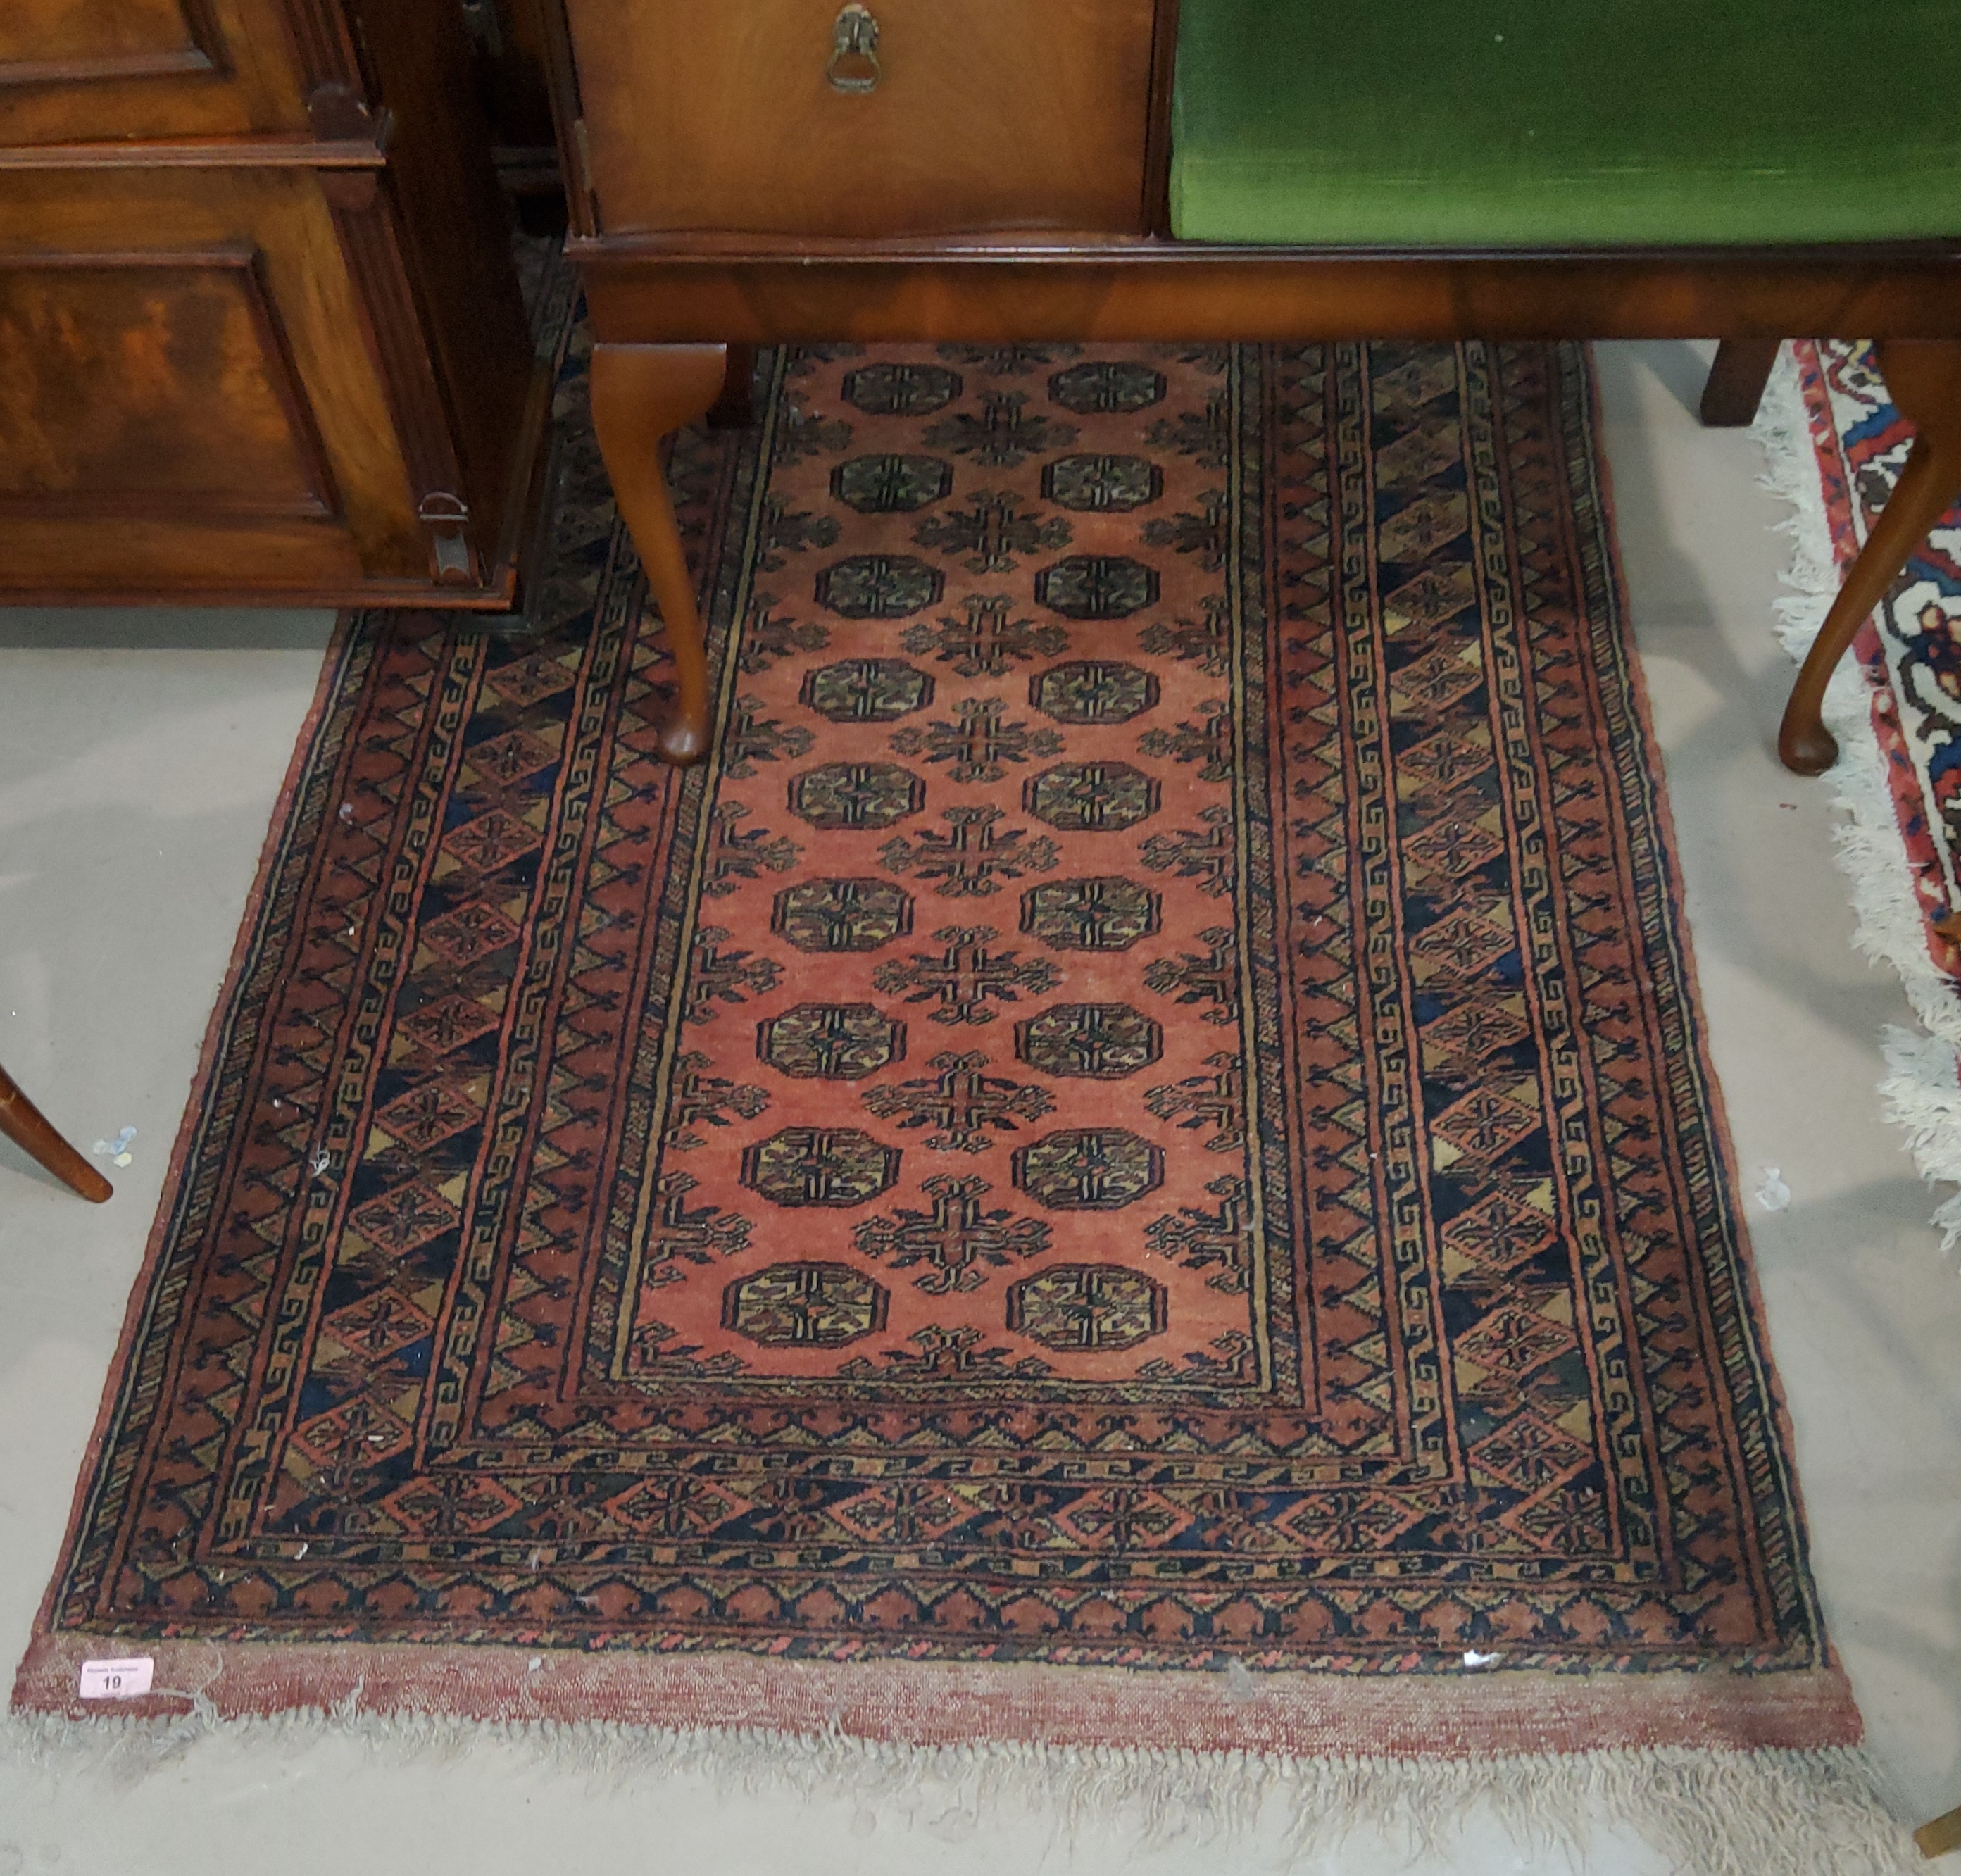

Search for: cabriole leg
xmin=0 ymin=1063 xmax=111 ymax=1203
xmin=589 ymin=342 xmax=729 ymax=766
xmin=1700 ymin=337 xmax=1781 ymax=427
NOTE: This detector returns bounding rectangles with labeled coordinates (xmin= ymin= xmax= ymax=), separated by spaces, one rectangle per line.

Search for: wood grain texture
xmin=0 ymin=167 xmax=418 ymax=589
xmin=0 ymin=0 xmax=217 ymax=85
xmin=0 ymin=1063 xmax=112 ymax=1204
xmin=0 ymin=252 xmax=337 ymax=520
xmin=589 ymin=342 xmax=727 ymax=763
xmin=1698 ymin=335 xmax=1781 ymax=427
xmin=2 ymin=0 xmax=546 ymax=608
xmin=571 ymin=245 xmax=1961 ymax=345
xmin=0 ymin=0 xmax=307 ymax=144
xmin=343 ymin=0 xmax=535 ymax=581
xmin=562 ymin=0 xmax=1155 ymax=238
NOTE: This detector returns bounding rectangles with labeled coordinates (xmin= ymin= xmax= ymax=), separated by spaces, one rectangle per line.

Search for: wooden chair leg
xmin=0 ymin=1062 xmax=111 ymax=1203
xmin=1700 ymin=337 xmax=1781 ymax=427
xmin=588 ymin=342 xmax=729 ymax=767
xmin=707 ymin=343 xmax=758 ymax=430
xmin=1779 ymin=339 xmax=1961 ymax=775
xmin=1916 ymin=1801 xmax=1961 ymax=1859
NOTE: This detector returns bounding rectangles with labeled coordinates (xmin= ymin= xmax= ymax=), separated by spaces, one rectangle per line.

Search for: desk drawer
xmin=563 ymin=0 xmax=1156 ymax=238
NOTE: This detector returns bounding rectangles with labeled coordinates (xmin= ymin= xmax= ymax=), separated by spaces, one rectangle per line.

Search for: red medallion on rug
xmin=15 ymin=334 xmax=1853 ymax=1755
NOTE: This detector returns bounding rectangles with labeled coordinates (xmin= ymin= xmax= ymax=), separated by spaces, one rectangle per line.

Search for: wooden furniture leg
xmin=1780 ymin=340 xmax=1961 ymax=775
xmin=589 ymin=342 xmax=729 ymax=765
xmin=0 ymin=1063 xmax=112 ymax=1203
xmin=707 ymin=344 xmax=758 ymax=430
xmin=1917 ymin=1803 xmax=1961 ymax=1859
xmin=1700 ymin=337 xmax=1781 ymax=427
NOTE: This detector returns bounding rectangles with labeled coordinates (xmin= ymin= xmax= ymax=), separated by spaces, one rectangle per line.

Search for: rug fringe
xmin=1751 ymin=344 xmax=1961 ymax=1252
xmin=0 ymin=1706 xmax=1918 ymax=1876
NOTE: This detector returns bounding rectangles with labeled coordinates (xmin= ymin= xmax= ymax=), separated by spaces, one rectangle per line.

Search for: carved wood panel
xmin=0 ymin=0 xmax=310 ymax=144
xmin=0 ymin=166 xmax=425 ymax=594
xmin=0 ymin=252 xmax=337 ymax=520
xmin=0 ymin=0 xmax=219 ymax=87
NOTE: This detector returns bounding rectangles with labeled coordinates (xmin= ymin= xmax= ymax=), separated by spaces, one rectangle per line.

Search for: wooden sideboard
xmin=0 ymin=0 xmax=549 ymax=610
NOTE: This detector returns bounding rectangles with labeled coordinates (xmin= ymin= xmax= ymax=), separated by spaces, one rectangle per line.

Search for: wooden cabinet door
xmin=0 ymin=166 xmax=429 ymax=599
xmin=0 ymin=0 xmax=314 ymax=144
xmin=562 ymin=0 xmax=1156 ymax=238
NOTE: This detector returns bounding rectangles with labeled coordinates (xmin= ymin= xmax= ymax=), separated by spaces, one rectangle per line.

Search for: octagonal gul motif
xmin=741 ymin=1126 xmax=901 ymax=1206
xmin=757 ymin=1005 xmax=906 ymax=1080
xmin=800 ymin=659 xmax=934 ymax=723
xmin=831 ymin=455 xmax=954 ymax=513
xmin=815 ymin=555 xmax=944 ymax=619
xmin=1034 ymin=556 xmax=1160 ymax=620
xmin=771 ymin=877 xmax=914 ymax=951
xmin=1006 ymin=1264 xmax=1167 ymax=1351
xmin=1047 ymin=361 xmax=1167 ymax=414
xmin=1041 ymin=454 xmax=1163 ymax=513
xmin=1014 ymin=1003 xmax=1163 ymax=1079
xmin=1028 ymin=661 xmax=1160 ymax=724
xmin=841 ymin=362 xmax=962 ymax=415
xmin=1023 ymin=763 xmax=1160 ymax=832
xmin=1020 ymin=877 xmax=1161 ymax=951
xmin=722 ymin=1263 xmax=890 ymax=1347
xmin=1012 ymin=1129 xmax=1164 ymax=1210
xmin=790 ymin=762 xmax=925 ymax=830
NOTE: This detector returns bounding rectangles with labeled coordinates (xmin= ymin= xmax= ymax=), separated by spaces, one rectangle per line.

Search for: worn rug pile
xmin=14 ymin=330 xmax=1906 ymax=1867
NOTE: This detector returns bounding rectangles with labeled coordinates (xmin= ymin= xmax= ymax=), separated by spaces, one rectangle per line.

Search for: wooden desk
xmin=538 ymin=0 xmax=1961 ymax=773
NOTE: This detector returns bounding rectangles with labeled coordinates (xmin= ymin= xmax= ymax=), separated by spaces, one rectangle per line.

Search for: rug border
xmin=15 ymin=610 xmax=361 ymax=1662
xmin=11 ymin=350 xmax=1855 ymax=1758
xmin=1568 ymin=340 xmax=1838 ymax=1674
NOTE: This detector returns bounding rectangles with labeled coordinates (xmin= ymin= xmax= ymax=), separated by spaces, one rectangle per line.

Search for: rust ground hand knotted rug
xmin=15 ymin=331 xmax=1889 ymax=1860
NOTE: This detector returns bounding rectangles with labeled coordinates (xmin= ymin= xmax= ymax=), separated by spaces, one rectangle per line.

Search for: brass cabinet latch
xmin=827 ymin=4 xmax=881 ymax=93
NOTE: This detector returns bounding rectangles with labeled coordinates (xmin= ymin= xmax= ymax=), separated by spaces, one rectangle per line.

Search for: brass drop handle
xmin=827 ymin=3 xmax=881 ymax=93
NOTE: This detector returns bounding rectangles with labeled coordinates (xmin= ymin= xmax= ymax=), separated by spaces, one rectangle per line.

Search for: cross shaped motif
xmin=1143 ymin=925 xmax=1241 ymax=1025
xmin=879 ymin=806 xmax=1058 ymax=898
xmin=722 ymin=694 xmax=815 ymax=778
xmin=1143 ymin=489 xmax=1231 ymax=571
xmin=1140 ymin=804 xmax=1236 ymax=897
xmin=683 ymin=927 xmax=783 ymax=1025
xmin=872 ymin=925 xmax=1061 ymax=1025
xmin=912 ymin=489 xmax=1072 ymax=574
xmin=1138 ymin=1328 xmax=1260 ymax=1384
xmin=1145 ymin=1051 xmax=1246 ymax=1151
xmin=702 ymin=803 xmax=801 ymax=897
xmin=1138 ymin=595 xmax=1232 ymax=677
xmin=757 ymin=492 xmax=841 ymax=568
xmin=1144 ymin=1174 xmax=1254 ymax=1292
xmin=1058 ymin=1485 xmax=1182 ymax=1549
xmin=664 ymin=1051 xmax=770 ymax=1150
xmin=644 ymin=1170 xmax=753 ymax=1281
xmin=862 ymin=1049 xmax=1053 ymax=1152
xmin=737 ymin=595 xmax=830 ymax=675
xmin=1138 ymin=699 xmax=1234 ymax=782
xmin=925 ymin=392 xmax=1079 ymax=468
xmin=863 ymin=1322 xmax=1040 ymax=1377
xmin=625 ymin=1320 xmax=751 ymax=1381
xmin=383 ymin=1471 xmax=520 ymax=1539
xmin=889 ymin=699 xmax=1063 ymax=784
xmin=1148 ymin=390 xmax=1231 ymax=470
xmin=854 ymin=1173 xmax=1052 ymax=1294
xmin=901 ymin=594 xmax=1069 ymax=678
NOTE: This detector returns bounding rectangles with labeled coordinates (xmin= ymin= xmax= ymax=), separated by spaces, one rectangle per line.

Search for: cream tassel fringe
xmin=1751 ymin=345 xmax=1961 ymax=1251
xmin=1 ymin=1704 xmax=1922 ymax=1876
